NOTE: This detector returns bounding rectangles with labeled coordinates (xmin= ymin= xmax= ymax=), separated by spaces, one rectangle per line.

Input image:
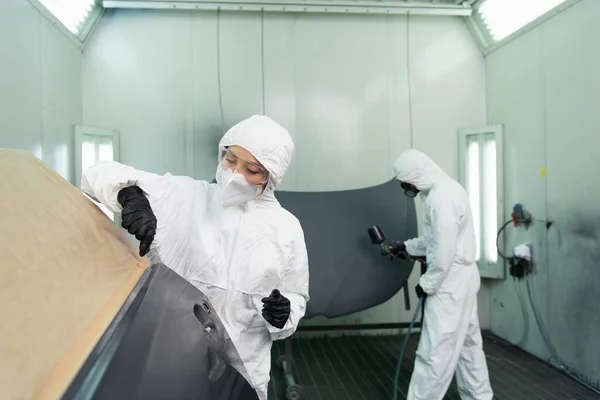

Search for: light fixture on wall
xmin=458 ymin=125 xmax=505 ymax=279
xmin=75 ymin=125 xmax=121 ymax=221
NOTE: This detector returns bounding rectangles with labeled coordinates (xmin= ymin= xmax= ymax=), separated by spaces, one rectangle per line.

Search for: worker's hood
xmin=216 ymin=115 xmax=294 ymax=193
xmin=392 ymin=149 xmax=448 ymax=192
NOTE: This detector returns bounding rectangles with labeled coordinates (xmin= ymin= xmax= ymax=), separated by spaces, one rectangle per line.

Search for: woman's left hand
xmin=261 ymin=289 xmax=290 ymax=329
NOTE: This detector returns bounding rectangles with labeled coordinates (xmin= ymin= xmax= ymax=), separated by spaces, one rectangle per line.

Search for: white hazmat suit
xmin=81 ymin=115 xmax=310 ymax=400
xmin=393 ymin=149 xmax=494 ymax=400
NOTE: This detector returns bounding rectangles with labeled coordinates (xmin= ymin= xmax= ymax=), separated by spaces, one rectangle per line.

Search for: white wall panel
xmin=83 ymin=10 xmax=192 ymax=176
xmin=218 ymin=12 xmax=265 ymax=126
xmin=261 ymin=13 xmax=296 ymax=190
xmin=386 ymin=16 xmax=412 ymax=180
xmin=409 ymin=16 xmax=486 ymax=179
xmin=290 ymin=15 xmax=396 ymax=191
xmin=0 ymin=0 xmax=82 ymax=183
xmin=486 ymin=30 xmax=548 ymax=356
xmin=543 ymin=0 xmax=600 ymax=384
xmin=0 ymin=0 xmax=43 ymax=159
xmin=486 ymin=0 xmax=600 ymax=386
xmin=41 ymin=18 xmax=83 ymax=182
xmin=262 ymin=14 xmax=413 ymax=192
xmin=191 ymin=12 xmax=223 ymax=181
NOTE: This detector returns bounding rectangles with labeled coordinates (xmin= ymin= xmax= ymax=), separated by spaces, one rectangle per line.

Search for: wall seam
xmin=188 ymin=13 xmax=196 ymax=177
xmin=261 ymin=9 xmax=266 ymax=115
xmin=406 ymin=13 xmax=414 ymax=149
xmin=216 ymin=8 xmax=225 ymax=135
xmin=39 ymin=14 xmax=46 ymax=162
xmin=385 ymin=14 xmax=396 ymax=321
xmin=539 ymin=24 xmax=551 ymax=348
xmin=386 ymin=15 xmax=392 ymax=175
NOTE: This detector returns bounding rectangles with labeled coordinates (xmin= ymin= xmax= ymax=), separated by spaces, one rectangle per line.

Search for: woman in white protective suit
xmin=392 ymin=149 xmax=494 ymax=400
xmin=81 ymin=115 xmax=310 ymax=400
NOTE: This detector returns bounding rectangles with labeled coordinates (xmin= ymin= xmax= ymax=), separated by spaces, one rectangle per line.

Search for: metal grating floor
xmin=268 ymin=332 xmax=599 ymax=400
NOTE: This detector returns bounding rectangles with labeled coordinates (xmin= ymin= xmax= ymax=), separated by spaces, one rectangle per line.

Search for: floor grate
xmin=268 ymin=332 xmax=599 ymax=400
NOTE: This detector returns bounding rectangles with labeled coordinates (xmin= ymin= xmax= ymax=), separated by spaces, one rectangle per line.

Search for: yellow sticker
xmin=541 ymin=167 xmax=546 ymax=177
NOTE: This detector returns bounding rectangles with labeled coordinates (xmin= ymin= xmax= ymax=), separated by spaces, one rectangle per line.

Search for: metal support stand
xmin=277 ymin=338 xmax=304 ymax=400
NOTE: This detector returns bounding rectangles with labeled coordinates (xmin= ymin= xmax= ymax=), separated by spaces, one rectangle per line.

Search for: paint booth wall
xmin=486 ymin=0 xmax=600 ymax=387
xmin=0 ymin=0 xmax=82 ymax=184
xmin=82 ymin=10 xmax=487 ymax=332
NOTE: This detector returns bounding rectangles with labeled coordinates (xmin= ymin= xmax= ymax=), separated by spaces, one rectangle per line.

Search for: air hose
xmin=525 ymin=278 xmax=600 ymax=396
xmin=365 ymin=226 xmax=427 ymax=398
xmin=393 ymin=296 xmax=424 ymax=400
xmin=495 ymin=213 xmax=599 ymax=395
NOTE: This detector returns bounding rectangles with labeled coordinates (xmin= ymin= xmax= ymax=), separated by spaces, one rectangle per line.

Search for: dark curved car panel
xmin=276 ymin=179 xmax=418 ymax=318
xmin=63 ymin=264 xmax=259 ymax=400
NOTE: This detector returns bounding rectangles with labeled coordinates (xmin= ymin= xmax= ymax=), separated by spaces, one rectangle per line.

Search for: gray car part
xmin=63 ymin=264 xmax=259 ymax=400
xmin=276 ymin=179 xmax=418 ymax=318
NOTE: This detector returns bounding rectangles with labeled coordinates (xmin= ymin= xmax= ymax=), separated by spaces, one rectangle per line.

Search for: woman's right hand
xmin=117 ymin=185 xmax=157 ymax=257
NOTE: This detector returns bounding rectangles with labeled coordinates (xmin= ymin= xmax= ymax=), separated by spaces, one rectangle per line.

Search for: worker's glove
xmin=261 ymin=289 xmax=291 ymax=329
xmin=389 ymin=242 xmax=408 ymax=259
xmin=415 ymin=284 xmax=426 ymax=299
xmin=117 ymin=185 xmax=157 ymax=257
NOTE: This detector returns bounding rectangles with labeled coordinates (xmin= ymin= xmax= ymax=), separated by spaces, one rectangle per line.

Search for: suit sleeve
xmin=267 ymin=226 xmax=310 ymax=341
xmin=404 ymin=236 xmax=427 ymax=256
xmin=81 ymin=160 xmax=165 ymax=214
xmin=81 ymin=160 xmax=212 ymax=272
xmin=418 ymin=199 xmax=458 ymax=294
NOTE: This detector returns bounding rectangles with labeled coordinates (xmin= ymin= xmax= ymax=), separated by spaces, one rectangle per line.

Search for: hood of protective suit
xmin=392 ymin=149 xmax=448 ymax=192
xmin=216 ymin=115 xmax=294 ymax=191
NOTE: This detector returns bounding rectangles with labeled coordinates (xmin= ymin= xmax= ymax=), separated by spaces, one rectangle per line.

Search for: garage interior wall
xmin=485 ymin=0 xmax=599 ymax=387
xmin=81 ymin=9 xmax=487 ymax=332
xmin=0 ymin=0 xmax=82 ymax=184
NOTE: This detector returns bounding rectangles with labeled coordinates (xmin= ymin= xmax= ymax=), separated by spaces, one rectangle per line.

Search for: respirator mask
xmin=219 ymin=168 xmax=264 ymax=207
xmin=400 ymin=182 xmax=420 ymax=198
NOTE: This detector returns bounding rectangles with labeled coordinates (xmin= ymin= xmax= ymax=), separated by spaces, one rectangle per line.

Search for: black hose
xmin=496 ymin=220 xmax=513 ymax=260
xmin=526 ymin=278 xmax=600 ymax=396
xmin=495 ymin=216 xmax=599 ymax=394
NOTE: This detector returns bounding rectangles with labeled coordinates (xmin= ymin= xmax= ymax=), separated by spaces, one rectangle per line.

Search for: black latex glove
xmin=390 ymin=242 xmax=408 ymax=259
xmin=261 ymin=289 xmax=291 ymax=329
xmin=117 ymin=186 xmax=157 ymax=257
xmin=415 ymin=284 xmax=426 ymax=299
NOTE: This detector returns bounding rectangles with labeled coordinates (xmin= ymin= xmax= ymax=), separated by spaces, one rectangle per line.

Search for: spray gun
xmin=367 ymin=225 xmax=426 ymax=264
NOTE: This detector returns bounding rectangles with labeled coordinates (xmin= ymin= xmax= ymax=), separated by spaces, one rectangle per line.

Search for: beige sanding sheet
xmin=0 ymin=149 xmax=147 ymax=400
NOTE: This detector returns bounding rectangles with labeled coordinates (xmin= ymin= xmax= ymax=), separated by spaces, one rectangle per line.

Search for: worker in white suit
xmin=392 ymin=149 xmax=494 ymax=400
xmin=81 ymin=115 xmax=310 ymax=400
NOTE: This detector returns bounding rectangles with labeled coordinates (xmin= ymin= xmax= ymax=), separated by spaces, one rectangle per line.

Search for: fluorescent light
xmin=38 ymin=0 xmax=99 ymax=36
xmin=478 ymin=0 xmax=566 ymax=41
xmin=81 ymin=133 xmax=115 ymax=220
xmin=466 ymin=136 xmax=481 ymax=261
xmin=482 ymin=133 xmax=497 ymax=263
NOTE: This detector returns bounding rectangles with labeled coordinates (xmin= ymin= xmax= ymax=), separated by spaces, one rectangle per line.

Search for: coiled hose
xmin=393 ymin=296 xmax=424 ymax=400
xmin=526 ymin=277 xmax=600 ymax=396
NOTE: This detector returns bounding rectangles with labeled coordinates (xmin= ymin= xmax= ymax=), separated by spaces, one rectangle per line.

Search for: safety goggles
xmin=220 ymin=147 xmax=269 ymax=185
xmin=400 ymin=181 xmax=419 ymax=198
